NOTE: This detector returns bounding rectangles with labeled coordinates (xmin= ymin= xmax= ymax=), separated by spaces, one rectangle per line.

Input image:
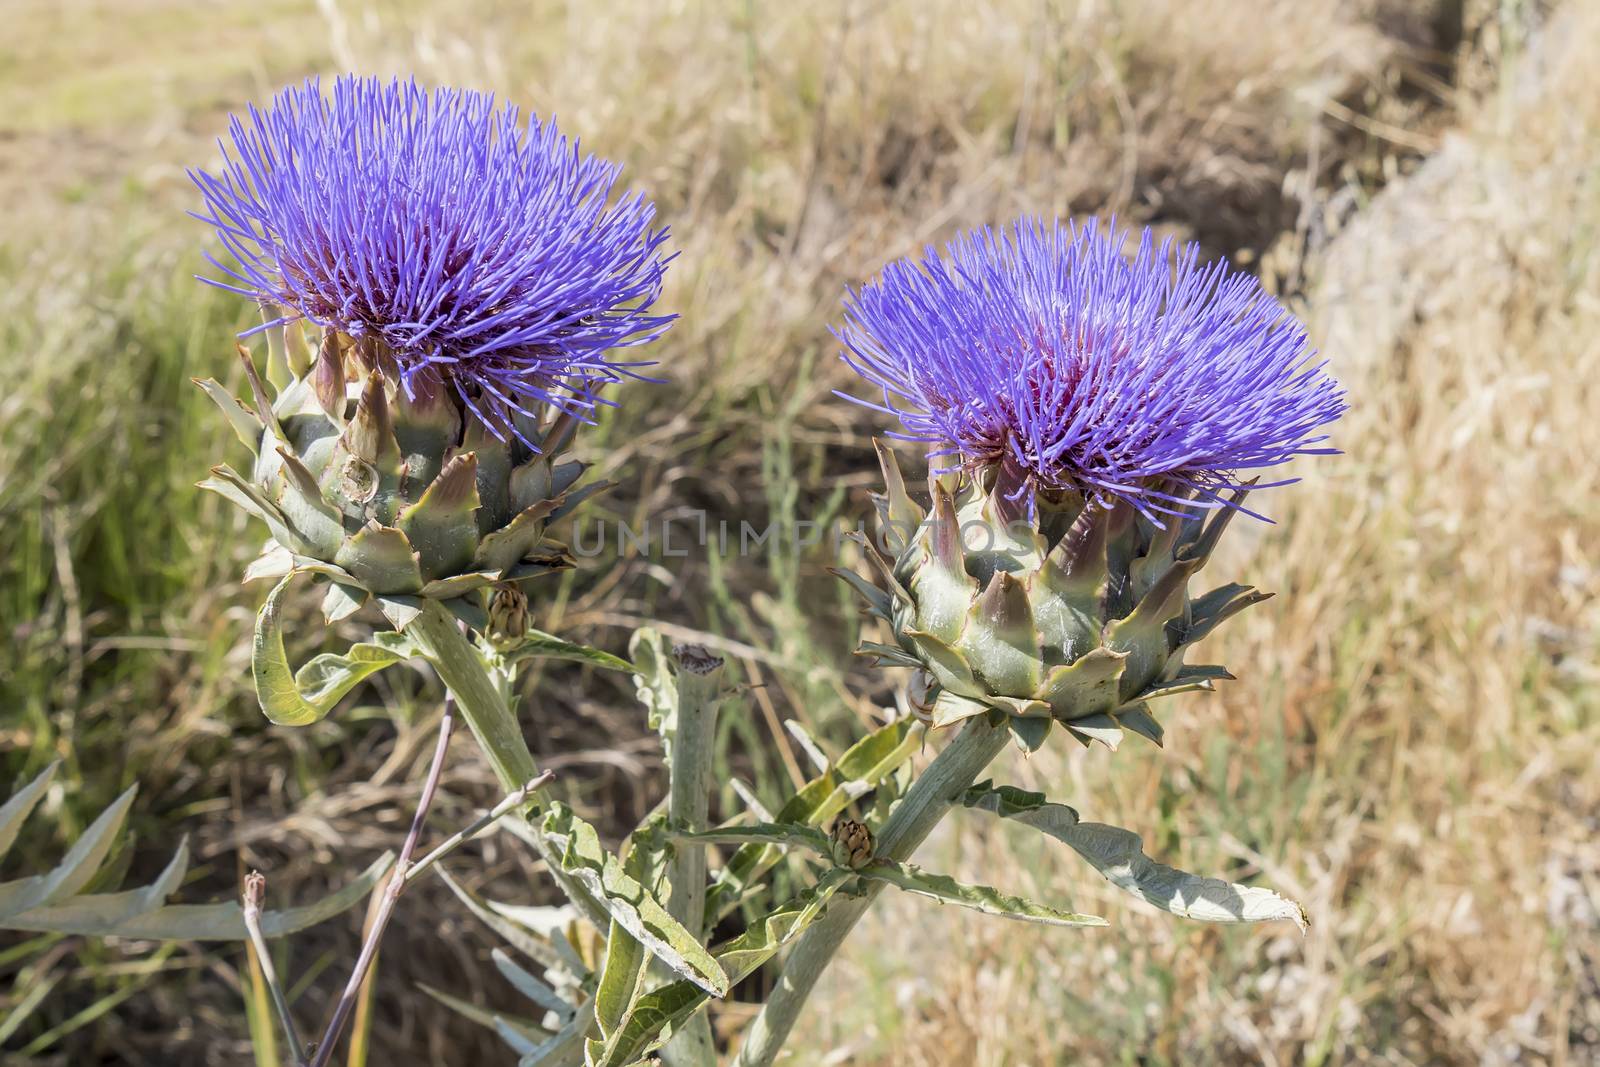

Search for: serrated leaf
xmin=628 ymin=627 xmax=676 ymax=755
xmin=702 ymin=716 xmax=924 ymax=925
xmin=252 ymin=574 xmax=414 ymax=726
xmin=501 ymin=631 xmax=633 ymax=673
xmin=0 ymin=768 xmax=390 ymax=940
xmin=961 ymin=786 xmax=1306 ymax=931
xmin=859 ymin=860 xmax=1106 ymax=927
xmin=540 ymin=804 xmax=728 ymax=997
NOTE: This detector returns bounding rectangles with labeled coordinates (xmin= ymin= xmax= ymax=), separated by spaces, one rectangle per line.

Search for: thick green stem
xmin=404 ymin=601 xmax=607 ymax=927
xmin=406 ymin=602 xmax=539 ymax=791
xmin=661 ymin=645 xmax=726 ymax=1067
xmin=731 ymin=716 xmax=1009 ymax=1067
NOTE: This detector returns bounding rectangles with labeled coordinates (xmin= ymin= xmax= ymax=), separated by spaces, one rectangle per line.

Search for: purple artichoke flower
xmin=190 ymin=74 xmax=672 ymax=438
xmin=837 ymin=218 xmax=1345 ymax=518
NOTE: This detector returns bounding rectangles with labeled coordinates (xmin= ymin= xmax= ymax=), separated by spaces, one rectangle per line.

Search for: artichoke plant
xmin=835 ymin=219 xmax=1347 ymax=753
xmin=188 ymin=76 xmax=672 ymax=627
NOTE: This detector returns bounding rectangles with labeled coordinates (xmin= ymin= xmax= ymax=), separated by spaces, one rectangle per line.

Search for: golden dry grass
xmin=0 ymin=0 xmax=1594 ymax=1063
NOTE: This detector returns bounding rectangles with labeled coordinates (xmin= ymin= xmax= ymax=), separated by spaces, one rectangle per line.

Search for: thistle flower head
xmin=837 ymin=218 xmax=1346 ymax=518
xmin=190 ymin=75 xmax=673 ymax=439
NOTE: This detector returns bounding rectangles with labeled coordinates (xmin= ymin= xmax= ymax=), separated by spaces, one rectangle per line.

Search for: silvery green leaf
xmin=829 ymin=565 xmax=894 ymax=620
xmin=198 ymin=466 xmax=302 ymax=556
xmin=492 ymin=948 xmax=575 ymax=1018
xmin=501 ymin=631 xmax=632 ymax=673
xmin=0 ymin=762 xmax=57 ymax=861
xmin=253 ymin=574 xmax=415 ymax=726
xmin=0 ymin=785 xmax=136 ymax=915
xmin=419 ymin=982 xmax=550 ymax=1053
xmin=961 ymin=785 xmax=1307 ymax=931
xmin=0 ymin=767 xmax=390 ymax=939
xmin=438 ymin=868 xmax=577 ymax=974
xmin=858 ymin=860 xmax=1107 ymax=928
xmin=703 ymin=716 xmax=923 ymax=924
xmin=587 ymin=870 xmax=851 ymax=1067
xmin=672 ymin=823 xmax=833 ymax=858
xmin=854 ymin=641 xmax=922 ymax=668
xmin=6 ymin=853 xmax=392 ymax=940
xmin=540 ymin=803 xmax=728 ymax=997
xmin=5 ymin=838 xmax=188 ymax=934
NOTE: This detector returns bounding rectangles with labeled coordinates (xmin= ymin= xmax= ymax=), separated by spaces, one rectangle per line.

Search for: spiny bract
xmin=845 ymin=444 xmax=1267 ymax=754
xmin=198 ymin=336 xmax=598 ymax=626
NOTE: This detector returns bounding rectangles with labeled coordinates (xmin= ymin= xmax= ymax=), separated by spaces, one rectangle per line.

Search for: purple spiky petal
xmin=191 ymin=75 xmax=674 ymax=439
xmin=837 ymin=218 xmax=1347 ymax=518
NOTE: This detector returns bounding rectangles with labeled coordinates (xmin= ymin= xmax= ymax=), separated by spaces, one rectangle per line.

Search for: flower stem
xmin=405 ymin=602 xmax=540 ymax=792
xmin=660 ymin=645 xmax=727 ymax=1067
xmin=403 ymin=600 xmax=610 ymax=929
xmin=731 ymin=715 xmax=1009 ymax=1067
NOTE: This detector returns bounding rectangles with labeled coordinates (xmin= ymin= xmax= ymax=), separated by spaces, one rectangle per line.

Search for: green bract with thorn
xmin=847 ymin=443 xmax=1265 ymax=754
xmin=197 ymin=333 xmax=599 ymax=630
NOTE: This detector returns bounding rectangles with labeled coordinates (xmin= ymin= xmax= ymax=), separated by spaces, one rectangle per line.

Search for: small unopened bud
xmin=243 ymin=870 xmax=266 ymax=913
xmin=487 ymin=585 xmax=530 ymax=649
xmin=830 ymin=819 xmax=875 ymax=869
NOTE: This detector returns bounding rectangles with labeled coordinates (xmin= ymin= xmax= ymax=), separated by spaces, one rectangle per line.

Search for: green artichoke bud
xmin=843 ymin=442 xmax=1269 ymax=754
xmin=198 ymin=335 xmax=598 ymax=628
